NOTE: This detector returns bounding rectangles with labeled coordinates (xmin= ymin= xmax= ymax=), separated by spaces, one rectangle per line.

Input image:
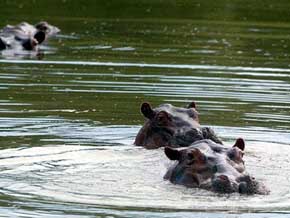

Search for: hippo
xmin=164 ymin=138 xmax=269 ymax=195
xmin=0 ymin=21 xmax=60 ymax=51
xmin=134 ymin=102 xmax=222 ymax=149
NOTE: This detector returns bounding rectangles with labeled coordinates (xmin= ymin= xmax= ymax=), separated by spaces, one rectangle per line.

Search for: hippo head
xmin=164 ymin=139 xmax=269 ymax=195
xmin=135 ymin=102 xmax=201 ymax=149
xmin=35 ymin=21 xmax=60 ymax=36
xmin=134 ymin=102 xmax=222 ymax=149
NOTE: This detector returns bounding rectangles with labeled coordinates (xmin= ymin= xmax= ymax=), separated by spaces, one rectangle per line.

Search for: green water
xmin=0 ymin=1 xmax=290 ymax=217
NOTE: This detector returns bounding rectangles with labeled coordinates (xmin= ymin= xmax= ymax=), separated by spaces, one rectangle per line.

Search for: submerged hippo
xmin=164 ymin=138 xmax=269 ymax=195
xmin=134 ymin=102 xmax=222 ymax=149
xmin=0 ymin=21 xmax=60 ymax=50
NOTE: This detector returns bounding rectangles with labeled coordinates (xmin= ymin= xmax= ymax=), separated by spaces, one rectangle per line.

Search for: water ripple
xmin=1 ymin=59 xmax=290 ymax=73
xmin=0 ymin=139 xmax=289 ymax=215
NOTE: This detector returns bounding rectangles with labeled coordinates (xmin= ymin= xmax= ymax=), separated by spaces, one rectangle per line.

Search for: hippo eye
xmin=189 ymin=110 xmax=196 ymax=117
xmin=157 ymin=116 xmax=164 ymax=122
xmin=228 ymin=151 xmax=235 ymax=160
xmin=187 ymin=153 xmax=194 ymax=160
xmin=156 ymin=111 xmax=170 ymax=125
xmin=157 ymin=117 xmax=165 ymax=125
xmin=228 ymin=148 xmax=244 ymax=161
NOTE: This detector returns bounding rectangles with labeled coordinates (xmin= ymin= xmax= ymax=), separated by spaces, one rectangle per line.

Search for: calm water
xmin=1 ymin=1 xmax=290 ymax=217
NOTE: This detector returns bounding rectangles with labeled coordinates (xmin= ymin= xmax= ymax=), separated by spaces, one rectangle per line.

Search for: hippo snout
xmin=237 ymin=175 xmax=270 ymax=195
xmin=238 ymin=182 xmax=248 ymax=194
xmin=173 ymin=128 xmax=204 ymax=146
xmin=212 ymin=174 xmax=269 ymax=195
xmin=212 ymin=175 xmax=238 ymax=193
xmin=237 ymin=175 xmax=256 ymax=194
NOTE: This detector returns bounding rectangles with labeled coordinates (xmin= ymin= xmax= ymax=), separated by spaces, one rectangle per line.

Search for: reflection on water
xmin=0 ymin=0 xmax=290 ymax=217
xmin=0 ymin=59 xmax=289 ymax=129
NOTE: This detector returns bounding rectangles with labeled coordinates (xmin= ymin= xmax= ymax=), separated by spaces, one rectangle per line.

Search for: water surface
xmin=0 ymin=1 xmax=290 ymax=217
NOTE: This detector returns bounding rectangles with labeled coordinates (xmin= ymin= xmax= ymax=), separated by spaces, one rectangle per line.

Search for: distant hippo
xmin=134 ymin=102 xmax=222 ymax=149
xmin=0 ymin=21 xmax=60 ymax=50
xmin=164 ymin=138 xmax=269 ymax=195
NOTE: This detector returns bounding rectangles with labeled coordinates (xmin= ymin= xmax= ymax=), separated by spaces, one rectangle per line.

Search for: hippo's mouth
xmin=212 ymin=174 xmax=269 ymax=195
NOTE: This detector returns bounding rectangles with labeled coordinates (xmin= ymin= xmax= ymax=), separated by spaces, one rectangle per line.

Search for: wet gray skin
xmin=134 ymin=102 xmax=222 ymax=149
xmin=0 ymin=21 xmax=60 ymax=50
xmin=164 ymin=138 xmax=269 ymax=195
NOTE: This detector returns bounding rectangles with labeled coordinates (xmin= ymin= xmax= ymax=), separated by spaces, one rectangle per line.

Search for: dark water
xmin=0 ymin=1 xmax=290 ymax=217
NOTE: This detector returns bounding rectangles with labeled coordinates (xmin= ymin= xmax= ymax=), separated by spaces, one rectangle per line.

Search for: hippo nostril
xmin=187 ymin=153 xmax=194 ymax=162
xmin=238 ymin=182 xmax=248 ymax=194
xmin=228 ymin=151 xmax=235 ymax=159
xmin=212 ymin=175 xmax=235 ymax=193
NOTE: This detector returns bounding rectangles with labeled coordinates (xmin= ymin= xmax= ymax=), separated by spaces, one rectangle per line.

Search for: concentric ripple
xmin=0 ymin=128 xmax=289 ymax=217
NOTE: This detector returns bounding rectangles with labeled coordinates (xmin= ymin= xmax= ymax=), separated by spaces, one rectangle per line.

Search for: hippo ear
xmin=187 ymin=101 xmax=196 ymax=109
xmin=164 ymin=147 xmax=180 ymax=160
xmin=233 ymin=138 xmax=245 ymax=151
xmin=34 ymin=31 xmax=46 ymax=44
xmin=141 ymin=102 xmax=155 ymax=119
